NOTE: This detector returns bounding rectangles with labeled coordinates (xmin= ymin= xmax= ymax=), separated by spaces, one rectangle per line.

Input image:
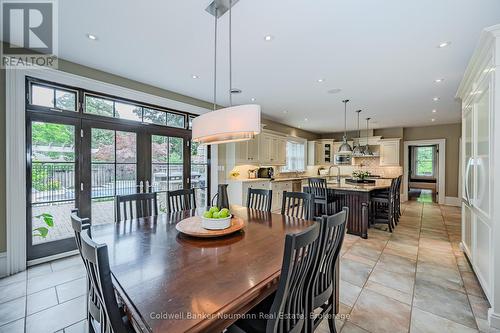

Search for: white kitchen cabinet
xmin=260 ymin=133 xmax=287 ymax=166
xmin=227 ymin=180 xmax=271 ymax=206
xmin=233 ymin=132 xmax=286 ymax=166
xmin=235 ymin=137 xmax=259 ymax=164
xmin=379 ymin=139 xmax=400 ymax=166
xmin=456 ymin=24 xmax=500 ymax=327
xmin=307 ymin=141 xmax=324 ymax=166
xmin=271 ymin=181 xmax=293 ymax=212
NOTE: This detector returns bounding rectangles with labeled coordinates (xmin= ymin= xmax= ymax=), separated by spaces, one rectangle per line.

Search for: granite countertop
xmin=230 ymin=175 xmax=395 ymax=184
xmin=304 ymin=178 xmax=392 ymax=192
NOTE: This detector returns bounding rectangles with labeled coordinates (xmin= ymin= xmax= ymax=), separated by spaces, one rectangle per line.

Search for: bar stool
xmin=370 ymin=177 xmax=398 ymax=232
xmin=308 ymin=178 xmax=335 ymax=217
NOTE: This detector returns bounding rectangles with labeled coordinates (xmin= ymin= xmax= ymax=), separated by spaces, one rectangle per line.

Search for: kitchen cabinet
xmin=227 ymin=180 xmax=271 ymax=206
xmin=379 ymin=139 xmax=400 ymax=166
xmin=235 ymin=137 xmax=259 ymax=164
xmin=233 ymin=132 xmax=287 ymax=166
xmin=456 ymin=24 xmax=499 ymax=324
xmin=259 ymin=133 xmax=286 ymax=166
xmin=308 ymin=140 xmax=335 ymax=165
xmin=271 ymin=181 xmax=293 ymax=212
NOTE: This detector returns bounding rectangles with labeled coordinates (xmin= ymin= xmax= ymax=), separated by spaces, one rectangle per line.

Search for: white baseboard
xmin=444 ymin=196 xmax=461 ymax=206
xmin=27 ymin=250 xmax=79 ymax=267
xmin=488 ymin=309 xmax=500 ymax=329
xmin=0 ymin=252 xmax=7 ymax=278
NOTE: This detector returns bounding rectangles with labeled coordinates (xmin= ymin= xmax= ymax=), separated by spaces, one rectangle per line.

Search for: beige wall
xmin=0 ymin=60 xmax=310 ymax=253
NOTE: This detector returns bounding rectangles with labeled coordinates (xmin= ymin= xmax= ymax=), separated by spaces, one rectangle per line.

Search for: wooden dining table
xmin=91 ymin=205 xmax=337 ymax=333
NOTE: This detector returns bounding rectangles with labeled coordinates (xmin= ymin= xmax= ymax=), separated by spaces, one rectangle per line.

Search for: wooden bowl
xmin=176 ymin=216 xmax=245 ymax=238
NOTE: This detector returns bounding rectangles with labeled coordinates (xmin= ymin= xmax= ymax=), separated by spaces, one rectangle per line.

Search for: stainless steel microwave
xmin=334 ymin=154 xmax=352 ymax=165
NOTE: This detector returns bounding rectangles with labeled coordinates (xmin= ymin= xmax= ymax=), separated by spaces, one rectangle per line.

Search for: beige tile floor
xmin=0 ymin=200 xmax=497 ymax=333
xmin=315 ymin=200 xmax=499 ymax=333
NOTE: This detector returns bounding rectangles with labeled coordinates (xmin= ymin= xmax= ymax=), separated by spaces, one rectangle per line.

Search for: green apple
xmin=219 ymin=210 xmax=229 ymax=218
xmin=209 ymin=206 xmax=220 ymax=214
xmin=203 ymin=211 xmax=212 ymax=218
xmin=220 ymin=208 xmax=230 ymax=216
xmin=212 ymin=211 xmax=221 ymax=219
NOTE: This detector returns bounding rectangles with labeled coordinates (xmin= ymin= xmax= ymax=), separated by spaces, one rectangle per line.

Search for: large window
xmin=415 ymin=146 xmax=435 ymax=177
xmin=282 ymin=139 xmax=306 ymax=172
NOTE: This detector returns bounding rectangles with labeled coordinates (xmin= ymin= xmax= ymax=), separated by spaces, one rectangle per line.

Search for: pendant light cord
xmin=213 ymin=7 xmax=218 ymax=111
xmin=229 ymin=0 xmax=233 ymax=107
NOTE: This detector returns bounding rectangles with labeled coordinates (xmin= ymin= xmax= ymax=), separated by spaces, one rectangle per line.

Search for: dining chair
xmin=246 ymin=188 xmax=273 ymax=212
xmin=308 ymin=177 xmax=335 ymax=216
xmin=308 ymin=207 xmax=348 ymax=332
xmin=281 ymin=191 xmax=315 ymax=220
xmin=80 ymin=231 xmax=135 ymax=333
xmin=229 ymin=222 xmax=321 ymax=333
xmin=167 ymin=188 xmax=197 ymax=213
xmin=115 ymin=192 xmax=158 ymax=222
xmin=70 ymin=210 xmax=100 ymax=331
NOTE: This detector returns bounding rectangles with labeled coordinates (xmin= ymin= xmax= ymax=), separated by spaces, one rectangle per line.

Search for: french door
xmin=27 ymin=113 xmax=82 ymax=260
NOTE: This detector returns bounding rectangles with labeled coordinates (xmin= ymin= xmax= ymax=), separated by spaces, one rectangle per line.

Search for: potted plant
xmin=352 ymin=170 xmax=371 ymax=181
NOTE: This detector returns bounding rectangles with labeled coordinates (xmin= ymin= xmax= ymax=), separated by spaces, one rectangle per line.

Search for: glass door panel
xmin=90 ymin=128 xmax=137 ymax=224
xmin=191 ymin=141 xmax=209 ymax=207
xmin=463 ymin=107 xmax=474 ymax=204
xmin=28 ymin=117 xmax=79 ymax=260
xmin=151 ymin=135 xmax=185 ymax=213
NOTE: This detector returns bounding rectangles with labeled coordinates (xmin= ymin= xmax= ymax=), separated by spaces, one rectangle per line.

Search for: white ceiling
xmin=58 ymin=0 xmax=500 ymax=133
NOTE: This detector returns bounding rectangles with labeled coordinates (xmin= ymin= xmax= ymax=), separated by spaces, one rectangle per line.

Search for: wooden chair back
xmin=308 ymin=207 xmax=348 ymax=330
xmin=116 ymin=192 xmax=158 ymax=222
xmin=281 ymin=191 xmax=315 ymax=220
xmin=308 ymin=178 xmax=328 ymax=199
xmin=246 ymin=188 xmax=273 ymax=212
xmin=167 ymin=188 xmax=196 ymax=213
xmin=80 ymin=232 xmax=132 ymax=333
xmin=266 ymin=223 xmax=321 ymax=333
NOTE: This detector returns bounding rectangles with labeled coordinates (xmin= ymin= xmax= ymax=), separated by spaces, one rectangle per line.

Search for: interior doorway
xmin=408 ymin=145 xmax=439 ymax=203
xmin=403 ymin=139 xmax=446 ymax=204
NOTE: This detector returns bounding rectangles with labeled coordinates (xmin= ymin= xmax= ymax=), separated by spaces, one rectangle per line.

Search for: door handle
xmin=464 ymin=158 xmax=472 ymax=206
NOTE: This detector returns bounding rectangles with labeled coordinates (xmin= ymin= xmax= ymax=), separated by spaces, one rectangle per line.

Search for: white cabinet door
xmin=259 ymin=134 xmax=272 ymax=165
xmin=277 ymin=138 xmax=287 ymax=165
xmin=474 ymin=88 xmax=490 ymax=216
xmin=380 ymin=140 xmax=400 ymax=166
xmin=247 ymin=137 xmax=259 ymax=163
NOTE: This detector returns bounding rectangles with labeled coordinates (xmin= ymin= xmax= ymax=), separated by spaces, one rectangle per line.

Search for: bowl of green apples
xmin=201 ymin=206 xmax=232 ymax=230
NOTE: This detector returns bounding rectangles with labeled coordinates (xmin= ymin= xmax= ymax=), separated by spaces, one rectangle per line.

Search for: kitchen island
xmin=305 ymin=178 xmax=392 ymax=239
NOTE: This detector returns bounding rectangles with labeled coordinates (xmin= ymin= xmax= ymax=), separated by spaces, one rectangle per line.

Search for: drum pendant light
xmin=338 ymin=99 xmax=353 ymax=154
xmin=192 ymin=0 xmax=261 ymax=145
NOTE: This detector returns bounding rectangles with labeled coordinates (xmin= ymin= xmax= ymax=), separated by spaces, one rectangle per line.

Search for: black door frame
xmin=25 ymin=76 xmax=209 ymax=261
xmin=26 ymin=112 xmax=82 ymax=260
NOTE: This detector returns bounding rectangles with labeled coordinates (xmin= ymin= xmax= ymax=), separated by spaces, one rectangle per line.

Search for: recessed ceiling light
xmin=298 ymin=125 xmax=302 ymax=129
xmin=191 ymin=75 xmax=199 ymax=79
xmin=432 ymin=109 xmax=437 ymax=113
xmin=438 ymin=41 xmax=451 ymax=48
xmin=433 ymin=97 xmax=440 ymax=101
xmin=434 ymin=78 xmax=444 ymax=83
xmin=431 ymin=118 xmax=436 ymax=122
xmin=251 ymin=98 xmax=256 ymax=102
xmin=317 ymin=79 xmax=324 ymax=83
xmin=87 ymin=33 xmax=97 ymax=40
xmin=264 ymin=35 xmax=273 ymax=41
xmin=304 ymin=118 xmax=308 ymax=121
